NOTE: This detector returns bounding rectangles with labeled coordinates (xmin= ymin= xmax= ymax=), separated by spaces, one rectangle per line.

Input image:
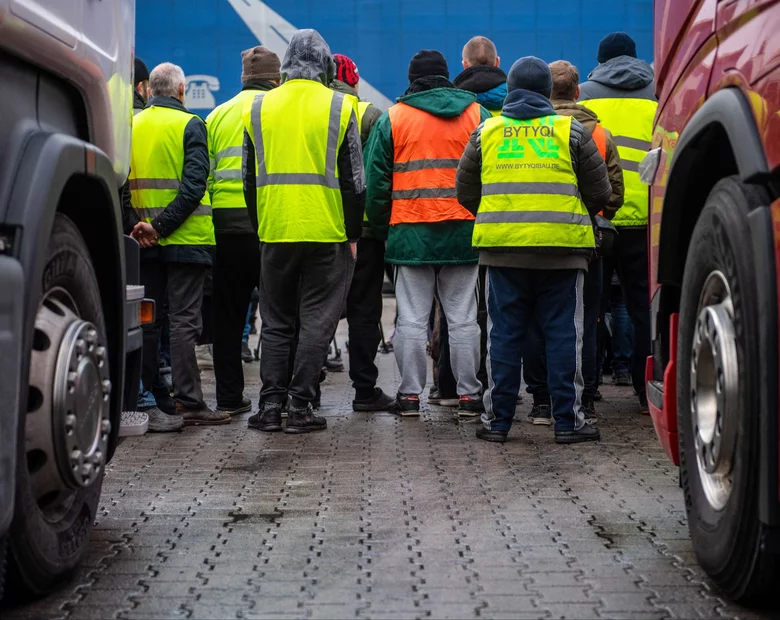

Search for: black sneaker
xmin=353 ymin=388 xmax=399 ymax=412
xmin=613 ymin=372 xmax=632 ymax=386
xmin=285 ymin=403 xmax=327 ymax=434
xmin=395 ymin=393 xmax=421 ymax=417
xmin=638 ymin=392 xmax=649 ymax=415
xmin=528 ymin=403 xmax=552 ymax=426
xmin=582 ymin=398 xmax=597 ymax=423
xmin=217 ymin=397 xmax=252 ymax=417
xmin=325 ymin=357 xmax=344 ymax=372
xmin=241 ymin=342 xmax=254 ymax=363
xmin=458 ymin=394 xmax=484 ymax=418
xmin=555 ymin=425 xmax=601 ymax=444
xmin=593 ymin=389 xmax=603 ymax=401
xmin=476 ymin=425 xmax=508 ymax=443
xmin=248 ymin=401 xmax=283 ymax=432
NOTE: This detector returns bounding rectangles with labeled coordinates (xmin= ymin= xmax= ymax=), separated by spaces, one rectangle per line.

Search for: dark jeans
xmin=484 ymin=267 xmax=586 ymax=433
xmin=213 ymin=234 xmax=260 ymax=407
xmin=437 ymin=266 xmax=489 ymax=395
xmin=258 ymin=242 xmax=354 ymax=407
xmin=603 ymin=283 xmax=633 ymax=375
xmin=141 ymin=260 xmax=208 ymax=409
xmin=601 ymin=228 xmax=650 ymax=395
xmin=524 ymin=258 xmax=603 ymax=403
xmin=346 ymin=238 xmax=386 ymax=399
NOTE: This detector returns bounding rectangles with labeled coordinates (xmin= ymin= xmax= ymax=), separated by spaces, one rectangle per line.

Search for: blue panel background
xmin=136 ymin=0 xmax=653 ymax=116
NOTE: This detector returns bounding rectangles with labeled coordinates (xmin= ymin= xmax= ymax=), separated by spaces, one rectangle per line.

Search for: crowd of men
xmin=123 ymin=28 xmax=656 ymax=444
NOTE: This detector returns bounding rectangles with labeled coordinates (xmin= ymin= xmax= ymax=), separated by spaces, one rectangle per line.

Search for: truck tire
xmin=677 ymin=176 xmax=779 ymax=604
xmin=7 ymin=213 xmax=112 ymax=598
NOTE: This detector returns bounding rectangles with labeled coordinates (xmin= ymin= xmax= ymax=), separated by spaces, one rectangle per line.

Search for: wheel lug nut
xmin=65 ymin=414 xmax=77 ymax=431
xmin=67 ymin=371 xmax=78 ymax=388
xmin=76 ymin=339 xmax=86 ymax=355
xmin=86 ymin=329 xmax=98 ymax=344
xmin=93 ymin=451 xmax=103 ymax=465
xmin=102 ymin=379 xmax=112 ymax=395
xmin=96 ymin=346 xmax=106 ymax=360
xmin=101 ymin=419 xmax=111 ymax=434
xmin=81 ymin=463 xmax=93 ymax=478
xmin=71 ymin=449 xmax=83 ymax=463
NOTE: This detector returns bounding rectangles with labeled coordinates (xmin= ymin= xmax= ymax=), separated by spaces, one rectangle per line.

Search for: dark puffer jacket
xmin=456 ymin=88 xmax=611 ymax=270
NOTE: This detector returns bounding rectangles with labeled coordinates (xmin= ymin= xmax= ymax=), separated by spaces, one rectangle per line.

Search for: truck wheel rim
xmin=26 ymin=288 xmax=111 ymax=521
xmin=690 ymin=270 xmax=738 ymax=512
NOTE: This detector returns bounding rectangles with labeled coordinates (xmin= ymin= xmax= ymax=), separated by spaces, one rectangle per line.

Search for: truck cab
xmin=643 ymin=0 xmax=780 ymax=604
xmin=0 ymin=0 xmax=143 ymax=598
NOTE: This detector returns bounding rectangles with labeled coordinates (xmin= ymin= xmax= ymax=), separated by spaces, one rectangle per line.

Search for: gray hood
xmin=280 ymin=29 xmax=335 ymax=85
xmin=588 ymin=55 xmax=654 ymax=91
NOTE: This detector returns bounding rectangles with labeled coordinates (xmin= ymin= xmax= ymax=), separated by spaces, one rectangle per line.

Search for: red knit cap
xmin=333 ymin=53 xmax=359 ymax=86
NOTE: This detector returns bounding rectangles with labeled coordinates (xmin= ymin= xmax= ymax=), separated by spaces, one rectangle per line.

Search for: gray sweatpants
xmin=394 ymin=264 xmax=481 ymax=397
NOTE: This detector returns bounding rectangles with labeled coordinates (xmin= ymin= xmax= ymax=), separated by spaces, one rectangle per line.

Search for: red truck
xmin=643 ymin=0 xmax=780 ymax=605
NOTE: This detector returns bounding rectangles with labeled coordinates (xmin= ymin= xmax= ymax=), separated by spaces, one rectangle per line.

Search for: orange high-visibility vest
xmin=592 ymin=123 xmax=607 ymax=160
xmin=387 ymin=102 xmax=481 ymax=226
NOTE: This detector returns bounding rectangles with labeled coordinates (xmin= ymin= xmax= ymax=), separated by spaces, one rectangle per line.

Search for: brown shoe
xmin=176 ymin=403 xmax=230 ymax=426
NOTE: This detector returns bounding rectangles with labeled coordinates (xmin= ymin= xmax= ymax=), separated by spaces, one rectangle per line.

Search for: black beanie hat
xmin=134 ymin=57 xmax=149 ymax=86
xmin=408 ymin=50 xmax=449 ymax=85
xmin=597 ymin=32 xmax=637 ymax=63
xmin=506 ymin=56 xmax=553 ymax=98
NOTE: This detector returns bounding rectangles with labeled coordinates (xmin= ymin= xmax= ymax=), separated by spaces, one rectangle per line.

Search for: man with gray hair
xmin=129 ymin=61 xmax=227 ymax=428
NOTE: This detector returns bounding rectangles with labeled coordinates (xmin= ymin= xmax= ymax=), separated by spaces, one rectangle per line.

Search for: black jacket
xmin=456 ymin=89 xmax=611 ymax=269
xmin=137 ymin=96 xmax=212 ymax=265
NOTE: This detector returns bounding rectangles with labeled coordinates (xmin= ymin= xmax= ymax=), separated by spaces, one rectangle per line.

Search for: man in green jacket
xmin=364 ymin=50 xmax=491 ymax=417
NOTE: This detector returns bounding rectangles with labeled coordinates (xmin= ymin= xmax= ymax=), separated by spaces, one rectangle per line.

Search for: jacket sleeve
xmin=206 ymin=118 xmax=216 ymax=204
xmin=360 ymin=103 xmax=383 ymax=145
xmin=151 ymin=116 xmax=210 ymax=238
xmin=337 ymin=110 xmax=366 ymax=241
xmin=364 ymin=111 xmax=394 ymax=240
xmin=242 ymin=129 xmax=258 ymax=235
xmin=569 ymin=119 xmax=611 ymax=215
xmin=120 ymin=176 xmax=140 ymax=235
xmin=456 ymin=124 xmax=484 ymax=216
xmin=602 ymin=129 xmax=625 ymax=219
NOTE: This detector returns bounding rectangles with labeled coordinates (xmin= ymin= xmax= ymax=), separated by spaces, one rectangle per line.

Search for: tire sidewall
xmin=11 ymin=214 xmax=107 ymax=594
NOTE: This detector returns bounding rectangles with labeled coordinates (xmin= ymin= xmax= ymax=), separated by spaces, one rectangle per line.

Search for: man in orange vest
xmin=365 ymin=49 xmax=492 ymax=416
xmin=522 ymin=59 xmax=625 ymax=426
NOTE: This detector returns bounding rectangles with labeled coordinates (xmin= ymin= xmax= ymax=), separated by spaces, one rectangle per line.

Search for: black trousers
xmin=198 ymin=268 xmax=213 ymax=345
xmin=346 ymin=238 xmax=386 ymax=399
xmin=601 ymin=227 xmax=651 ymax=396
xmin=212 ymin=233 xmax=260 ymax=408
xmin=141 ymin=260 xmax=208 ymax=409
xmin=259 ymin=242 xmax=354 ymax=406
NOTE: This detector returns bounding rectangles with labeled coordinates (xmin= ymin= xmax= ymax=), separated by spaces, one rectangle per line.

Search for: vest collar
xmin=146 ymin=95 xmax=190 ymax=113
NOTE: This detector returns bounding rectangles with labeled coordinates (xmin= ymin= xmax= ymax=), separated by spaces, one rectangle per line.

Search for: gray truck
xmin=0 ymin=0 xmax=144 ymax=599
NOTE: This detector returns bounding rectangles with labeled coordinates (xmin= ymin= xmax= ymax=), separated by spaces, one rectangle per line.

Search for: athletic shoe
xmin=458 ymin=394 xmax=484 ymax=418
xmin=638 ymin=392 xmax=650 ymax=415
xmin=285 ymin=403 xmax=327 ymax=434
xmin=528 ymin=403 xmax=552 ymax=426
xmin=119 ymin=411 xmax=149 ymax=436
xmin=248 ymin=401 xmax=283 ymax=432
xmin=555 ymin=425 xmax=601 ymax=444
xmin=428 ymin=388 xmax=459 ymax=407
xmin=395 ymin=393 xmax=421 ymax=417
xmin=613 ymin=371 xmax=632 ymax=386
xmin=353 ymin=388 xmax=399 ymax=412
xmin=476 ymin=425 xmax=508 ymax=443
xmin=593 ymin=389 xmax=603 ymax=402
xmin=217 ymin=397 xmax=252 ymax=417
xmin=145 ymin=407 xmax=184 ymax=432
xmin=177 ymin=403 xmax=230 ymax=426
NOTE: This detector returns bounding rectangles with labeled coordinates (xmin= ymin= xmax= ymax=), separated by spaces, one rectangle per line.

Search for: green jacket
xmin=364 ymin=87 xmax=491 ymax=265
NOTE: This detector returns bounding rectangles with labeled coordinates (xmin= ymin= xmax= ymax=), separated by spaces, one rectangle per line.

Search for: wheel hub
xmin=690 ymin=271 xmax=738 ymax=511
xmin=26 ymin=289 xmax=111 ymax=515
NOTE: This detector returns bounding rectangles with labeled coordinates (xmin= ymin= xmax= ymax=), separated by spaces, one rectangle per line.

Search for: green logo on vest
xmin=497 ymin=118 xmax=559 ymax=160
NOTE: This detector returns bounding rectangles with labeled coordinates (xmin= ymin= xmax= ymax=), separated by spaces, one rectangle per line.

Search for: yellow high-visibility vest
xmin=473 ymin=114 xmax=595 ymax=250
xmin=242 ymin=79 xmax=356 ymax=243
xmin=580 ymin=97 xmax=657 ymax=226
xmin=130 ymin=105 xmax=214 ymax=246
xmin=206 ymin=89 xmax=262 ymax=231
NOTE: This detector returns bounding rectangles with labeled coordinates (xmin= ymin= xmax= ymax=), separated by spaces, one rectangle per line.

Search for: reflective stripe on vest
xmin=473 ymin=115 xmax=595 ymax=250
xmin=130 ymin=105 xmax=214 ymax=247
xmin=580 ymin=97 xmax=657 ymax=226
xmin=242 ymin=79 xmax=355 ymax=243
xmin=387 ymin=101 xmax=481 ymax=225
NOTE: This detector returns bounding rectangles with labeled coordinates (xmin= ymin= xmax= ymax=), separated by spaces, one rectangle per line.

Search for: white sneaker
xmin=195 ymin=344 xmax=214 ymax=370
xmin=119 ymin=411 xmax=149 ymax=437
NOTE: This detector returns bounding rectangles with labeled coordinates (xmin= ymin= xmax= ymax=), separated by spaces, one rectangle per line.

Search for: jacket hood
xmin=242 ymin=79 xmax=278 ymax=92
xmin=281 ymin=29 xmax=334 ymax=85
xmin=397 ymin=87 xmax=477 ymax=118
xmin=133 ymin=90 xmax=146 ymax=110
xmin=454 ymin=66 xmax=507 ymax=93
xmin=501 ymin=89 xmax=555 ymax=121
xmin=476 ymin=83 xmax=507 ymax=111
xmin=551 ymin=99 xmax=599 ymax=128
xmin=588 ymin=55 xmax=654 ymax=90
xmin=330 ymin=79 xmax=358 ymax=97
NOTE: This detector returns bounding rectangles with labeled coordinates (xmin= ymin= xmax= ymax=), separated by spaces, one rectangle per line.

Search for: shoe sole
xmin=476 ymin=433 xmax=507 ymax=443
xmin=530 ymin=418 xmax=553 ymax=426
xmin=248 ymin=423 xmax=283 ymax=432
xmin=397 ymin=410 xmax=420 ymax=417
xmin=458 ymin=411 xmax=481 ymax=418
xmin=352 ymin=404 xmax=399 ymax=412
xmin=147 ymin=424 xmax=184 ymax=433
xmin=555 ymin=433 xmax=601 ymax=444
xmin=217 ymin=403 xmax=253 ymax=417
xmin=284 ymin=425 xmax=327 ymax=434
xmin=183 ymin=417 xmax=231 ymax=426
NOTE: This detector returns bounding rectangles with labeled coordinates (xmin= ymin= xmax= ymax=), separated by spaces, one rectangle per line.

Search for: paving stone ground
xmin=6 ymin=300 xmax=773 ymax=620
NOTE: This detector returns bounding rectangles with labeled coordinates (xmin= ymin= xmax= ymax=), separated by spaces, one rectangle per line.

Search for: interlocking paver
xmin=5 ymin=300 xmax=775 ymax=620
